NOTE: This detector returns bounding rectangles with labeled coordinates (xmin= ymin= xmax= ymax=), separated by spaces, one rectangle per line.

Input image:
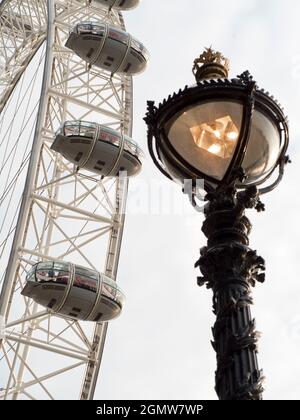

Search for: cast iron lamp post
xmin=144 ymin=48 xmax=290 ymax=400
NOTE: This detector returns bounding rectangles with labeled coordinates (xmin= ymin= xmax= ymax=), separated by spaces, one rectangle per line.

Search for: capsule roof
xmin=65 ymin=22 xmax=149 ymax=75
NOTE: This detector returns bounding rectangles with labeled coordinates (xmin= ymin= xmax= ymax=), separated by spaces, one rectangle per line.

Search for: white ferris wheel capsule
xmin=65 ymin=22 xmax=149 ymax=75
xmin=91 ymin=0 xmax=141 ymax=11
xmin=51 ymin=121 xmax=143 ymax=177
xmin=21 ymin=261 xmax=125 ymax=322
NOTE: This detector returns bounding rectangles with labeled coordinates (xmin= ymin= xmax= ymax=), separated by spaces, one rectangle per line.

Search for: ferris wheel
xmin=0 ymin=0 xmax=148 ymax=400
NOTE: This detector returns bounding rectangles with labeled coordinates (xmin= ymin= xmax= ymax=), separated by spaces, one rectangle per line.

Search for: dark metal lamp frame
xmin=145 ymin=71 xmax=289 ymax=195
xmin=144 ymin=69 xmax=291 ymax=400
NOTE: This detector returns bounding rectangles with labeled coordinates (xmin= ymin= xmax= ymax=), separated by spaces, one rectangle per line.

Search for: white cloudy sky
xmin=95 ymin=0 xmax=300 ymax=400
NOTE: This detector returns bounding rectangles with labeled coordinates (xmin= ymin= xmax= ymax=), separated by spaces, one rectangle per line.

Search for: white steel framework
xmin=0 ymin=0 xmax=136 ymax=400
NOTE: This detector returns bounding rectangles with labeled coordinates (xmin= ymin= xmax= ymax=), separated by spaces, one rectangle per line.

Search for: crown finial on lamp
xmin=193 ymin=47 xmax=230 ymax=82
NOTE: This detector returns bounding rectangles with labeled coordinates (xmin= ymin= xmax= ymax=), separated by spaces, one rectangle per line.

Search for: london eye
xmin=0 ymin=0 xmax=148 ymax=400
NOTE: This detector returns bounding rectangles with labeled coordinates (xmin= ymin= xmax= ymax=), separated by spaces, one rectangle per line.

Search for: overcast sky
xmin=95 ymin=0 xmax=300 ymax=400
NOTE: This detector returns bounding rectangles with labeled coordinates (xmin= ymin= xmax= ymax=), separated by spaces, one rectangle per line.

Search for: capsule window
xmin=91 ymin=26 xmax=103 ymax=35
xmin=100 ymin=130 xmax=120 ymax=146
xmin=79 ymin=125 xmax=96 ymax=139
xmin=74 ymin=266 xmax=98 ymax=293
xmin=64 ymin=124 xmax=80 ymax=137
xmin=63 ymin=121 xmax=96 ymax=139
xmin=26 ymin=267 xmax=36 ymax=282
xmin=36 ymin=262 xmax=54 ymax=283
xmin=102 ymin=281 xmax=117 ymax=300
xmin=53 ymin=269 xmax=69 ymax=285
xmin=54 ymin=262 xmax=69 ymax=271
xmin=124 ymin=139 xmax=137 ymax=155
xmin=131 ymin=38 xmax=143 ymax=54
xmin=36 ymin=270 xmax=52 ymax=283
xmin=77 ymin=23 xmax=105 ymax=36
xmin=38 ymin=262 xmax=54 ymax=270
xmin=77 ymin=24 xmax=93 ymax=33
xmin=35 ymin=261 xmax=69 ymax=285
xmin=108 ymin=28 xmax=128 ymax=45
xmin=74 ymin=276 xmax=98 ymax=293
xmin=75 ymin=266 xmax=98 ymax=279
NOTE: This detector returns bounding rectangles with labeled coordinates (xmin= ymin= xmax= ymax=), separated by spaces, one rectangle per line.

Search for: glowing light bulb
xmin=190 ymin=115 xmax=239 ymax=159
xmin=213 ymin=130 xmax=221 ymax=139
xmin=208 ymin=143 xmax=222 ymax=155
xmin=227 ymin=131 xmax=238 ymax=140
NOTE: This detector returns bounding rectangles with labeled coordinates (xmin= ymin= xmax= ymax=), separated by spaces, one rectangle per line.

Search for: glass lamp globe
xmin=146 ymin=48 xmax=289 ymax=193
xmin=165 ymin=101 xmax=282 ymax=185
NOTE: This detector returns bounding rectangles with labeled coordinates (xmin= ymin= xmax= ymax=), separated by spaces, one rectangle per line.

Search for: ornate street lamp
xmin=144 ymin=48 xmax=290 ymax=400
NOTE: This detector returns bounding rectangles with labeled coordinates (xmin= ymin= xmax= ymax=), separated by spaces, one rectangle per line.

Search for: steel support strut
xmin=195 ymin=171 xmax=266 ymax=400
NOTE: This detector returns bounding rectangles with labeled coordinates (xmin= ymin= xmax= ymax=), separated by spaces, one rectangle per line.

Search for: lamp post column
xmin=145 ymin=47 xmax=290 ymax=400
xmin=195 ymin=181 xmax=265 ymax=400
